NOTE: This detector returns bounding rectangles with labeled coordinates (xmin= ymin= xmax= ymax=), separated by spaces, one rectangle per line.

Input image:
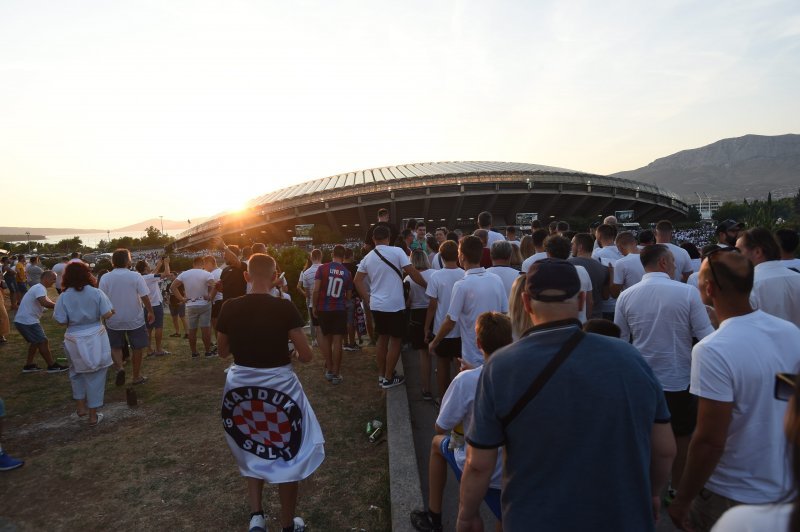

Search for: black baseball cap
xmin=715 ymin=219 xmax=743 ymax=233
xmin=526 ymin=259 xmax=581 ymax=302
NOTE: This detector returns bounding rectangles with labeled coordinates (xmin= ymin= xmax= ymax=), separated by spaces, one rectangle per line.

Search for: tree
xmin=687 ymin=205 xmax=702 ymax=223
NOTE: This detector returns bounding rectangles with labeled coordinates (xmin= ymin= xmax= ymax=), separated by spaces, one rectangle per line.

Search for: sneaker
xmin=422 ymin=391 xmax=433 ymax=401
xmin=204 ymin=351 xmax=216 ymax=358
xmin=410 ymin=509 xmax=442 ymax=532
xmin=324 ymin=370 xmax=335 ymax=381
xmin=0 ymin=451 xmax=24 ymax=472
xmin=331 ymin=375 xmax=343 ymax=385
xmin=292 ymin=516 xmax=306 ymax=532
xmin=191 ymin=352 xmax=200 ymax=359
xmin=311 ymin=340 xmax=319 ymax=348
xmin=381 ymin=374 xmax=406 ymax=389
xmin=47 ymin=363 xmax=69 ymax=374
xmin=664 ymin=487 xmax=677 ymax=507
xmin=343 ymin=344 xmax=357 ymax=352
xmin=21 ymin=364 xmax=42 ymax=374
xmin=132 ymin=376 xmax=148 ymax=385
xmin=248 ymin=513 xmax=266 ymax=532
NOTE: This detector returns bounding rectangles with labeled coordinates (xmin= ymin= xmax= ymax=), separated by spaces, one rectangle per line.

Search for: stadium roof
xmin=174 ymin=161 xmax=687 ymax=249
xmin=246 ymin=161 xmax=681 ymax=207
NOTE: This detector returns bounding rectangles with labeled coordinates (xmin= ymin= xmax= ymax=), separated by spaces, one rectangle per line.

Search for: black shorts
xmin=317 ymin=310 xmax=347 ymax=336
xmin=664 ymin=388 xmax=697 ymax=436
xmin=408 ymin=308 xmax=429 ymax=349
xmin=308 ymin=307 xmax=319 ymax=327
xmin=435 ymin=337 xmax=462 ymax=359
xmin=211 ymin=299 xmax=224 ymax=319
xmin=372 ymin=310 xmax=407 ymax=339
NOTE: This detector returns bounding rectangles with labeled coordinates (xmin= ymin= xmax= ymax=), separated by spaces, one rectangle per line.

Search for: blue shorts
xmin=14 ymin=322 xmax=47 ymax=344
xmin=145 ymin=304 xmax=164 ymax=330
xmin=5 ymin=279 xmax=17 ymax=293
xmin=168 ymin=303 xmax=185 ymax=317
xmin=441 ymin=437 xmax=502 ymax=520
xmin=107 ymin=325 xmax=149 ymax=350
xmin=15 ymin=281 xmax=28 ymax=294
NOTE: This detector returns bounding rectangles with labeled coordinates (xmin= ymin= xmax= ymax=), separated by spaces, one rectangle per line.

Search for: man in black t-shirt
xmin=364 ymin=208 xmax=398 ymax=252
xmin=213 ymin=238 xmax=247 ymax=302
xmin=216 ymin=254 xmax=321 ymax=532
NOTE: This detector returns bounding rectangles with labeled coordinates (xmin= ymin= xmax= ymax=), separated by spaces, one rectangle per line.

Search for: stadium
xmin=173 ymin=161 xmax=689 ymax=250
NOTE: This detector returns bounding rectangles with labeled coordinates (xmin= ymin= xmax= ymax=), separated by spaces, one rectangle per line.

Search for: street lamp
xmin=159 ymin=215 xmax=164 ymax=235
xmin=25 ymin=231 xmax=30 ymax=253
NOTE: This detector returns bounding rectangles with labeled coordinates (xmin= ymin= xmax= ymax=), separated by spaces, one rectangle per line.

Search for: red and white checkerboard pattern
xmin=233 ymin=400 xmax=292 ymax=448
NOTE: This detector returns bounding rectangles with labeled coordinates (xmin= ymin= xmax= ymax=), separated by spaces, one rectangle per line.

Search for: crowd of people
xmin=2 ymin=209 xmax=800 ymax=532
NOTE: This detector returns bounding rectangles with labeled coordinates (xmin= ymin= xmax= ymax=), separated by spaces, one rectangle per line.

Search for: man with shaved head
xmin=669 ymin=250 xmax=800 ymax=531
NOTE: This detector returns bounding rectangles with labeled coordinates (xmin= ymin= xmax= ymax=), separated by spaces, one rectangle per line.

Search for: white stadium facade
xmin=173 ymin=161 xmax=688 ymax=249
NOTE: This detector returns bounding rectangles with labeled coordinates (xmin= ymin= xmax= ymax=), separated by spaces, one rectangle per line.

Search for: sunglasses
xmin=705 ymin=246 xmax=740 ymax=290
xmin=775 ymin=373 xmax=796 ymax=401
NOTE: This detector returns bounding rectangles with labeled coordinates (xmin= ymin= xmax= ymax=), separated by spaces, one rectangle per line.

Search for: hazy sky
xmin=2 ymin=0 xmax=798 ymax=229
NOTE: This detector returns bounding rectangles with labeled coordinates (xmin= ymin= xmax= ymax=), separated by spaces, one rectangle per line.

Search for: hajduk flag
xmin=221 ymin=364 xmax=325 ymax=482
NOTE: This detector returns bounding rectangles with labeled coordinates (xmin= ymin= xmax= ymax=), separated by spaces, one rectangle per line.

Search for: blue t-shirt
xmin=468 ymin=320 xmax=670 ymax=532
xmin=314 ymin=261 xmax=352 ymax=312
xmin=53 ymin=286 xmax=114 ymax=333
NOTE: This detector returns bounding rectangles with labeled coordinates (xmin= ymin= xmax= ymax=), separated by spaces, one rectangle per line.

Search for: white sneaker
xmin=248 ymin=513 xmax=267 ymax=532
xmin=293 ymin=516 xmax=305 ymax=532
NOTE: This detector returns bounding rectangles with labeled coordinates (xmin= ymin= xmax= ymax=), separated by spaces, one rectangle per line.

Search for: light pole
xmin=159 ymin=215 xmax=164 ymax=235
xmin=25 ymin=231 xmax=30 ymax=253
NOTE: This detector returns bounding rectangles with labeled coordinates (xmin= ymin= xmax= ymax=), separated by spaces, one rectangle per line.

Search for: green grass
xmin=0 ymin=289 xmax=390 ymax=531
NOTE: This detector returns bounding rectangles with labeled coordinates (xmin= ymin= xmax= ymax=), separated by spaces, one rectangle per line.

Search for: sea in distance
xmin=8 ymin=230 xmax=176 ymax=249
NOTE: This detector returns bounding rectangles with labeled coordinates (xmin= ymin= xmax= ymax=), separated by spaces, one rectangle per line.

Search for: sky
xmin=1 ymin=0 xmax=798 ymax=229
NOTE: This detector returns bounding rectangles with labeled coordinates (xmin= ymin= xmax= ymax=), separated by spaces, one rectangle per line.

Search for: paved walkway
xmin=401 ymin=348 xmax=497 ymax=531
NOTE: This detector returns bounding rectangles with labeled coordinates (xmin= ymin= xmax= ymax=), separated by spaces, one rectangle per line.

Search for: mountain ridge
xmin=612 ymin=134 xmax=800 ymax=200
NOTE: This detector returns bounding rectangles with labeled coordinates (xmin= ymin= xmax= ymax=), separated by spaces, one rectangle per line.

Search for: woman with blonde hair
xmin=508 ymin=275 xmax=532 ymax=342
xmin=519 ymin=235 xmax=534 ymax=260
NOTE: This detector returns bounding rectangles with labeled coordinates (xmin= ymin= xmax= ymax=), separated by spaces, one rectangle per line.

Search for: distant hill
xmin=113 ymin=217 xmax=209 ymax=233
xmin=612 ymin=134 xmax=800 ymax=201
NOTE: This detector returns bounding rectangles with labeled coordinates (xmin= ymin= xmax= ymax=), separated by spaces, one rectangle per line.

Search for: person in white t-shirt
xmin=297 ymin=249 xmax=323 ymax=347
xmin=545 ymin=235 xmax=593 ymax=324
xmin=405 ymin=250 xmax=436 ymax=400
xmin=170 ymin=256 xmax=216 ymax=358
xmin=520 ymin=228 xmax=549 ymax=274
xmin=13 ymin=271 xmax=67 ymax=374
xmin=135 ymin=257 xmax=172 ymax=357
xmin=737 ymin=227 xmax=800 ymax=328
xmin=477 ymin=211 xmax=505 ymax=248
xmin=204 ymin=255 xmax=224 ymax=348
xmin=51 ymin=256 xmax=69 ymax=294
xmin=487 ymin=240 xmax=522 ymax=301
xmin=505 ymin=226 xmax=521 ymax=247
xmin=616 ymin=244 xmax=715 ymax=497
xmin=99 ymin=249 xmax=155 ymax=386
xmin=655 ymin=219 xmax=694 ymax=282
xmin=424 ymin=240 xmax=464 ymax=399
xmin=610 ymin=231 xmax=645 ymax=297
xmin=776 ymin=227 xmax=800 ymax=271
xmin=428 ymin=236 xmax=508 ymax=368
xmin=429 ymin=227 xmax=449 ymax=270
xmin=355 ymin=225 xmax=428 ymax=389
xmin=668 ymin=250 xmax=800 ymax=531
xmin=410 ymin=312 xmax=510 ymax=532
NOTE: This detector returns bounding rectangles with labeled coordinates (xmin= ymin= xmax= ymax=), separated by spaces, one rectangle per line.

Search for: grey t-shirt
xmin=569 ymin=257 xmax=607 ymax=319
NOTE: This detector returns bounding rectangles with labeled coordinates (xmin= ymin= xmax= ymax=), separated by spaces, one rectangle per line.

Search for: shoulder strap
xmin=373 ymin=247 xmax=404 ymax=281
xmin=500 ymin=329 xmax=585 ymax=427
